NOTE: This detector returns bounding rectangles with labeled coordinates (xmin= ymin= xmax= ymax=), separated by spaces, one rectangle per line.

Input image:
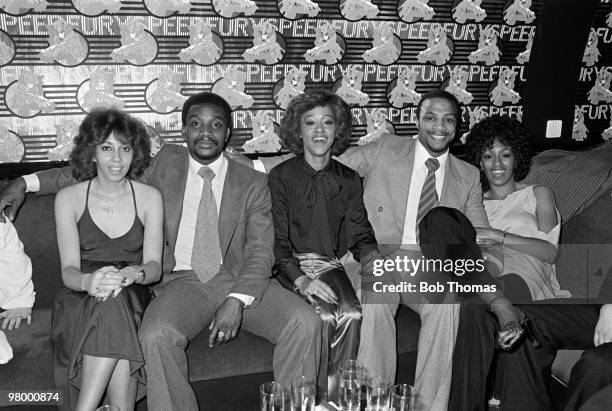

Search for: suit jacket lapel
xmin=218 ymin=158 xmax=242 ymax=258
xmin=441 ymin=155 xmax=463 ymax=207
xmin=163 ymin=150 xmax=189 ymax=251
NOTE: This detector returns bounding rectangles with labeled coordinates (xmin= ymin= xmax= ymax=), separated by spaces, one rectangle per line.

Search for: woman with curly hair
xmin=269 ymin=90 xmax=381 ymax=405
xmin=449 ymin=115 xmax=571 ymax=410
xmin=464 ymin=114 xmax=568 ymax=301
xmin=53 ymin=108 xmax=163 ymax=411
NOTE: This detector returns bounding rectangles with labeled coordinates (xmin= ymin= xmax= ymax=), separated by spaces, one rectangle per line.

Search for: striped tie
xmin=191 ymin=166 xmax=222 ymax=283
xmin=416 ymin=157 xmax=440 ymax=243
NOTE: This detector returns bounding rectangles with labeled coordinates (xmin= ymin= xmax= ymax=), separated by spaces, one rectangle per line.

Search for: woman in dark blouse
xmin=268 ymin=90 xmax=380 ymax=404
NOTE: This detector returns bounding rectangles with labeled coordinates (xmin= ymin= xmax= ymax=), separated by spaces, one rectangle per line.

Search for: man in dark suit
xmin=0 ymin=93 xmax=323 ymax=411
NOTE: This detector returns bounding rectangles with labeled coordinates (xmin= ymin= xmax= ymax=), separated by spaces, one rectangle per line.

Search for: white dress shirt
xmin=401 ymin=140 xmax=448 ymax=246
xmin=173 ymin=153 xmax=226 ymax=271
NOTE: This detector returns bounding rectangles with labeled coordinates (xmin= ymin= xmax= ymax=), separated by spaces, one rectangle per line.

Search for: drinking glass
xmin=337 ymin=359 xmax=367 ymax=410
xmin=389 ymin=384 xmax=415 ymax=411
xmin=338 ymin=359 xmax=368 ymax=387
xmin=260 ymin=381 xmax=287 ymax=411
xmin=291 ymin=376 xmax=315 ymax=411
xmin=366 ymin=376 xmax=391 ymax=411
xmin=338 ymin=373 xmax=361 ymax=411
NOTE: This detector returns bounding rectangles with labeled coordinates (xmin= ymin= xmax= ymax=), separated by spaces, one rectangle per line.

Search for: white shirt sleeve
xmin=0 ymin=220 xmax=35 ymax=310
xmin=227 ymin=293 xmax=255 ymax=307
xmin=0 ymin=330 xmax=13 ymax=364
xmin=22 ymin=174 xmax=40 ymax=193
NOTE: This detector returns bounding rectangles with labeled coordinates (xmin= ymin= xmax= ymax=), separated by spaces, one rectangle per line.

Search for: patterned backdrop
xmin=575 ymin=0 xmax=612 ymax=144
xmin=0 ymin=0 xmax=544 ymax=163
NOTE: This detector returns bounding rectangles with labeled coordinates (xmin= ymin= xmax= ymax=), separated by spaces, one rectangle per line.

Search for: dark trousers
xmin=449 ymin=300 xmax=612 ymax=411
xmin=418 ymin=207 xmax=501 ymax=302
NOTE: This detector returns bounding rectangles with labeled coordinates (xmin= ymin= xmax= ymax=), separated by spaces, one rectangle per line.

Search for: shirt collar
xmin=188 ymin=152 xmax=226 ymax=180
xmin=298 ymin=155 xmax=334 ymax=176
xmin=415 ymin=139 xmax=448 ymax=170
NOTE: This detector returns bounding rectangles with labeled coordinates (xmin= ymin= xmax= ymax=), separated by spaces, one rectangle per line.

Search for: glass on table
xmin=366 ymin=376 xmax=391 ymax=411
xmin=338 ymin=373 xmax=361 ymax=411
xmin=389 ymin=384 xmax=415 ymax=411
xmin=291 ymin=376 xmax=315 ymax=411
xmin=338 ymin=359 xmax=368 ymax=383
xmin=261 ymin=381 xmax=287 ymax=411
xmin=337 ymin=359 xmax=367 ymax=410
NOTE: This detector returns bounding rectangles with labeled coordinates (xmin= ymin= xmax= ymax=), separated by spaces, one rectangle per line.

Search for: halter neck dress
xmin=51 ymin=179 xmax=152 ymax=410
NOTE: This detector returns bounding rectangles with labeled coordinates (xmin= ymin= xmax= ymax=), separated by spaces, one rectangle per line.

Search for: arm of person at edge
xmin=0 ymin=219 xmax=34 ymax=330
xmin=0 ymin=177 xmax=28 ymax=223
xmin=209 ymin=173 xmax=275 ymax=347
xmin=595 ymin=304 xmax=612 ymax=347
xmin=475 ymin=185 xmax=559 ymax=264
xmin=0 ymin=307 xmax=32 ymax=330
xmin=267 ymin=167 xmax=337 ymax=305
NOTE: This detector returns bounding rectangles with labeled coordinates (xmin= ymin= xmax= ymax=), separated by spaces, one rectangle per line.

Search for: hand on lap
xmin=208 ymin=297 xmax=244 ymax=347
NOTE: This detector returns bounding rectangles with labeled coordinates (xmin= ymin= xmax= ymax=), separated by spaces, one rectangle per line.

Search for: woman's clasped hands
xmin=81 ymin=266 xmax=131 ymax=302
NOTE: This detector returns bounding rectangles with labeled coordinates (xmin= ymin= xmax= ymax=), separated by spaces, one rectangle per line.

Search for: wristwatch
xmin=135 ymin=266 xmax=146 ymax=283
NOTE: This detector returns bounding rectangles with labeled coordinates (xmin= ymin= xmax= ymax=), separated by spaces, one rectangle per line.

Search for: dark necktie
xmin=416 ymin=157 xmax=440 ymax=242
xmin=191 ymin=166 xmax=221 ymax=283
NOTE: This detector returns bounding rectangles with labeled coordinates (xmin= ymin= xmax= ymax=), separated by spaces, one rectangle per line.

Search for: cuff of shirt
xmin=252 ymin=159 xmax=266 ymax=174
xmin=227 ymin=293 xmax=255 ymax=307
xmin=22 ymin=174 xmax=40 ymax=193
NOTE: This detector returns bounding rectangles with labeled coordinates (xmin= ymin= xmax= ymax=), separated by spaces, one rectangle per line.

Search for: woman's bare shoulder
xmin=131 ymin=181 xmax=162 ymax=205
xmin=57 ymin=181 xmax=87 ymax=201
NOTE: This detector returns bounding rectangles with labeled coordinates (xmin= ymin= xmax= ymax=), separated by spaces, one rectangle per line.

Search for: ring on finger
xmin=218 ymin=331 xmax=226 ymax=338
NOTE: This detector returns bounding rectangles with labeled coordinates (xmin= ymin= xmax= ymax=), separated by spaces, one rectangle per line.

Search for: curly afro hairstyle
xmin=70 ymin=108 xmax=151 ymax=181
xmin=280 ymin=89 xmax=352 ymax=156
xmin=464 ymin=114 xmax=533 ymax=192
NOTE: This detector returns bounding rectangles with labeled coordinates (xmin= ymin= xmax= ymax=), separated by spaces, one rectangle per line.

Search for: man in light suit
xmin=0 ymin=93 xmax=323 ymax=411
xmin=255 ymin=90 xmax=490 ymax=410
xmin=338 ymin=90 xmax=488 ymax=411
